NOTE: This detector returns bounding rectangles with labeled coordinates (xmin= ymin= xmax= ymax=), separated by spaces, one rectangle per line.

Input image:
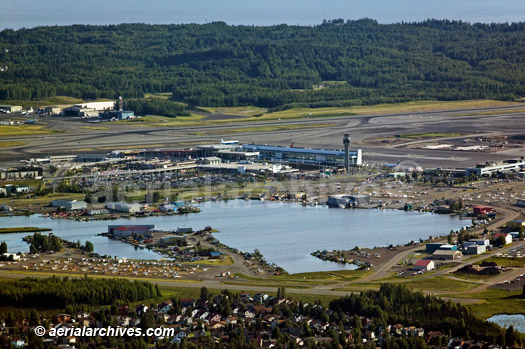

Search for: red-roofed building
xmin=473 ymin=205 xmax=494 ymax=215
xmin=413 ymin=260 xmax=434 ymax=271
xmin=108 ymin=224 xmax=155 ymax=237
xmin=494 ymin=233 xmax=512 ymax=245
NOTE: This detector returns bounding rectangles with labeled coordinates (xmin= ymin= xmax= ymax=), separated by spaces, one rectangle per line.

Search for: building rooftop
xmin=242 ymin=144 xmax=360 ymax=156
xmin=432 ymin=250 xmax=460 ymax=255
xmin=414 ymin=260 xmax=432 ymax=266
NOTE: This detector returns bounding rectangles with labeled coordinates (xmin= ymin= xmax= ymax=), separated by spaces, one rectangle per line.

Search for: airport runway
xmin=1 ymin=105 xmax=525 ymax=168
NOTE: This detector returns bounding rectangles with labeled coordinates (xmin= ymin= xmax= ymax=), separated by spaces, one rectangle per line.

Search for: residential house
xmin=180 ymin=299 xmax=195 ymax=308
xmin=118 ymin=304 xmax=129 ymax=316
xmin=253 ymin=293 xmax=269 ymax=303
xmin=11 ymin=340 xmax=25 ymax=348
xmin=135 ymin=304 xmax=148 ymax=316
xmin=158 ymin=300 xmax=173 ymax=313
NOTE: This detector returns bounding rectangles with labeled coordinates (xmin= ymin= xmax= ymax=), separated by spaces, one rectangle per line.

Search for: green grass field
xmin=199 ymin=106 xmax=267 ymax=116
xmin=228 ymin=270 xmax=373 ymax=290
xmin=143 ymin=92 xmax=174 ymax=100
xmin=479 ymin=257 xmax=525 ymax=268
xmin=0 ymin=141 xmax=25 ymax=147
xmin=445 ymin=289 xmax=525 ymax=319
xmin=0 ymin=227 xmax=52 ymax=234
xmin=0 ymin=192 xmax=85 ymax=209
xmin=396 ymin=132 xmax=466 ymax=139
xmin=80 ymin=126 xmax=109 ymax=130
xmin=456 ymin=108 xmax=525 ymax=117
xmin=0 ymin=125 xmax=63 ymax=136
xmin=256 ymin=99 xmax=519 ymax=120
xmin=0 ymin=96 xmax=84 ymax=108
xmin=121 ymin=114 xmax=206 ymax=126
xmin=188 ymin=123 xmax=336 ymax=136
xmin=334 ymin=276 xmax=478 ymax=293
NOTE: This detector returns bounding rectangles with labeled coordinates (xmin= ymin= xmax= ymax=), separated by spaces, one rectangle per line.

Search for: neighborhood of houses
xmin=0 ymin=290 xmax=491 ymax=348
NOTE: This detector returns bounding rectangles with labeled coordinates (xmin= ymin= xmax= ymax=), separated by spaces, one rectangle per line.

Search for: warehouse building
xmin=74 ymin=101 xmax=115 ymax=110
xmin=108 ymin=224 xmax=155 ymax=238
xmin=106 ymin=202 xmax=142 ymax=213
xmin=0 ymin=167 xmax=42 ymax=180
xmin=51 ymin=199 xmax=87 ymax=211
xmin=437 ymin=244 xmax=457 ymax=251
xmin=100 ymin=110 xmax=135 ymax=120
xmin=463 ymin=239 xmax=490 ymax=248
xmin=160 ymin=235 xmax=187 ymax=245
xmin=466 ymin=245 xmax=487 ymax=255
xmin=426 ymin=243 xmax=444 ymax=253
xmin=44 ymin=106 xmax=62 ymax=115
xmin=432 ymin=250 xmax=462 ymax=260
xmin=0 ymin=105 xmax=22 ymax=113
xmin=327 ymin=194 xmax=370 ymax=208
xmin=63 ymin=106 xmax=100 ymax=117
xmin=63 ymin=101 xmax=115 ymax=117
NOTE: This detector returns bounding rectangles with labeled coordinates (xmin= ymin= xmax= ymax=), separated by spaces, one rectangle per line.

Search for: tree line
xmin=0 ymin=19 xmax=524 ymax=109
xmin=25 ymin=232 xmax=62 ymax=254
xmin=0 ymin=276 xmax=161 ymax=309
xmin=330 ymin=283 xmax=523 ymax=347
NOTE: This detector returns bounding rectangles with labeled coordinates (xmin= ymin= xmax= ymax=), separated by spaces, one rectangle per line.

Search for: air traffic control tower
xmin=343 ymin=133 xmax=351 ymax=172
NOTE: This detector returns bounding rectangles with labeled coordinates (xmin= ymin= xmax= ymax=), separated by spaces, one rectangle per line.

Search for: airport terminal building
xmin=241 ymin=144 xmax=362 ymax=167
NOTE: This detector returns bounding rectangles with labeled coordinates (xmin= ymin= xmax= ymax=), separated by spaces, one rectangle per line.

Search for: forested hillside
xmin=0 ymin=19 xmax=524 ymax=109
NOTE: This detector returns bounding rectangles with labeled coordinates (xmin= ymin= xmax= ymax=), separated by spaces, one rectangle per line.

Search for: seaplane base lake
xmin=0 ymin=201 xmax=466 ymax=274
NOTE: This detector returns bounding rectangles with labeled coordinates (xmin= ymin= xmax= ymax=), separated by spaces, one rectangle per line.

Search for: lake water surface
xmin=0 ymin=201 xmax=466 ymax=273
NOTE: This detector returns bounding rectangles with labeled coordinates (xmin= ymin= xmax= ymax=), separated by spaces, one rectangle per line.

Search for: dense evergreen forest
xmin=330 ymin=284 xmax=518 ymax=346
xmin=0 ymin=276 xmax=161 ymax=308
xmin=0 ymin=19 xmax=524 ymax=109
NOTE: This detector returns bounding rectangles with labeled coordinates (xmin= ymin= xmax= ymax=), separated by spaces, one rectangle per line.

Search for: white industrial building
xmin=106 ymin=202 xmax=142 ymax=213
xmin=0 ymin=105 xmax=23 ymax=113
xmin=466 ymin=159 xmax=525 ymax=176
xmin=466 ymin=245 xmax=487 ymax=255
xmin=464 ymin=239 xmax=490 ymax=247
xmin=242 ymin=144 xmax=362 ymax=167
xmin=2 ymin=253 xmax=20 ymax=261
xmin=63 ymin=101 xmax=115 ymax=117
xmin=73 ymin=101 xmax=115 ymax=110
xmin=51 ymin=199 xmax=87 ymax=210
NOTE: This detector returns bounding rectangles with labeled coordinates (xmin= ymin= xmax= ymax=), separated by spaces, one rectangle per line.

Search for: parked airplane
xmin=220 ymin=137 xmax=239 ymax=145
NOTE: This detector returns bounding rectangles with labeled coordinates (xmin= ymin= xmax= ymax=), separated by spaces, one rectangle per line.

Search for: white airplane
xmin=220 ymin=137 xmax=239 ymax=145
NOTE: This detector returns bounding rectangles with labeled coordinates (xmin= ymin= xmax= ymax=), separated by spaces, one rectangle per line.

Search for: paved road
xmin=362 ymin=201 xmax=522 ymax=282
